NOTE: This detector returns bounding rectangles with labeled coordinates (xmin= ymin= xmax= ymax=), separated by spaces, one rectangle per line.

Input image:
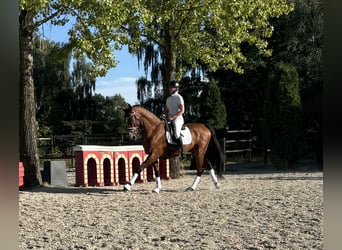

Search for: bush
xmin=199 ymin=80 xmax=226 ymax=130
xmin=264 ymin=62 xmax=306 ymax=168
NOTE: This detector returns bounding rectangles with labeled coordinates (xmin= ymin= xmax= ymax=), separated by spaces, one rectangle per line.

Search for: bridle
xmin=124 ymin=106 xmax=162 ymax=140
xmin=126 ymin=111 xmax=144 ymax=137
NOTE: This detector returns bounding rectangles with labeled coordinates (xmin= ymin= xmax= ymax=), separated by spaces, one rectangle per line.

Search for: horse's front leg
xmin=186 ymin=155 xmax=205 ymax=191
xmin=152 ymin=160 xmax=161 ymax=193
xmin=123 ymin=154 xmax=158 ymax=192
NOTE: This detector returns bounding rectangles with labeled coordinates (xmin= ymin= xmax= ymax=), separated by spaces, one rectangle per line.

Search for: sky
xmin=39 ymin=22 xmax=145 ymax=105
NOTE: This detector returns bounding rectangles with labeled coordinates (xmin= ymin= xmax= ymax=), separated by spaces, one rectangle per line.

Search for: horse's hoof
xmin=185 ymin=187 xmax=195 ymax=192
xmin=215 ymin=183 xmax=221 ymax=189
xmin=152 ymin=187 xmax=160 ymax=194
xmin=123 ymin=183 xmax=131 ymax=192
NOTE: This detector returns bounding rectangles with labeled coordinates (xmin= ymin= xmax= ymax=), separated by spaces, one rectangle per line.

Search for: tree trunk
xmin=162 ymin=21 xmax=177 ymax=96
xmin=169 ymin=157 xmax=183 ymax=179
xmin=19 ymin=10 xmax=42 ymax=187
xmin=163 ymin=24 xmax=181 ymax=178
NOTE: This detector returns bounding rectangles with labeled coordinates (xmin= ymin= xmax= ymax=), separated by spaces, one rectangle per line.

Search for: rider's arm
xmin=162 ymin=107 xmax=169 ymax=118
xmin=170 ymin=103 xmax=184 ymax=120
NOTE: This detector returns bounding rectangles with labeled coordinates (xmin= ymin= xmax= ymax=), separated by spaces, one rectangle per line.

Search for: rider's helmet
xmin=169 ymin=80 xmax=180 ymax=88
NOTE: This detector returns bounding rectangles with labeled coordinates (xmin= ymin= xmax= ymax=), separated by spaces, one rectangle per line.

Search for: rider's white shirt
xmin=166 ymin=91 xmax=184 ymax=115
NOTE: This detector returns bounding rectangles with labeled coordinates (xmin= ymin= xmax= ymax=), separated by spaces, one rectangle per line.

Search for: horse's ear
xmin=123 ymin=103 xmax=132 ymax=113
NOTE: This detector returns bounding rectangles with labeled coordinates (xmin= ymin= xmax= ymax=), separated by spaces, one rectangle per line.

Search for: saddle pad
xmin=166 ymin=126 xmax=192 ymax=145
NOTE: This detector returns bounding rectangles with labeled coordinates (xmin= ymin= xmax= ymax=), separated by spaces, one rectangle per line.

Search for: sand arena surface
xmin=19 ymin=170 xmax=323 ymax=249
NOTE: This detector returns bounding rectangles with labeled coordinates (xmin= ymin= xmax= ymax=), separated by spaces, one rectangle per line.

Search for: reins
xmin=127 ymin=112 xmax=144 ymax=133
xmin=127 ymin=107 xmax=163 ymax=135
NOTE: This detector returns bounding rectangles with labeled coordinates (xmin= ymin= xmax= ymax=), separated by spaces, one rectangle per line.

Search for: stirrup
xmin=180 ymin=150 xmax=185 ymax=159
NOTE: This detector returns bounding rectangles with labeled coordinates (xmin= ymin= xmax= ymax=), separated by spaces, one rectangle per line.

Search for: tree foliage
xmin=70 ymin=57 xmax=96 ymax=120
xmin=198 ymin=80 xmax=226 ymax=130
xmin=34 ymin=39 xmax=128 ymax=137
xmin=208 ymin=0 xmax=322 ymax=157
xmin=33 ymin=37 xmax=72 ymax=127
xmin=130 ymin=0 xmax=294 ymax=96
xmin=20 ymin=0 xmax=295 ymax=185
xmin=179 ymin=74 xmax=203 ymax=122
xmin=269 ymin=0 xmax=323 ymax=88
xmin=21 ymin=0 xmax=134 ymax=76
xmin=19 ymin=0 xmax=131 ymax=187
xmin=264 ymin=62 xmax=305 ymax=168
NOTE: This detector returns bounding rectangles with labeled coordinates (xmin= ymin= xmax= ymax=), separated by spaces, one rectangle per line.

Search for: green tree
xmin=19 ymin=0 xmax=130 ymax=187
xmin=179 ymin=73 xmax=203 ymax=122
xmin=71 ymin=57 xmax=96 ymax=120
xmin=33 ymin=37 xmax=73 ymax=129
xmin=209 ymin=0 xmax=322 ymax=156
xmin=128 ymin=0 xmax=293 ymax=96
xmin=128 ymin=0 xmax=293 ymax=177
xmin=136 ymin=77 xmax=154 ymax=104
xmin=20 ymin=0 xmax=293 ymax=186
xmin=103 ymin=94 xmax=128 ymax=135
xmin=198 ymin=80 xmax=226 ymax=130
xmin=270 ymin=0 xmax=323 ymax=88
xmin=264 ymin=62 xmax=305 ymax=169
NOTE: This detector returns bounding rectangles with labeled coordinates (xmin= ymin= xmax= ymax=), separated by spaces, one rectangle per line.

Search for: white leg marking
xmin=152 ymin=177 xmax=161 ymax=193
xmin=130 ymin=173 xmax=139 ymax=184
xmin=123 ymin=173 xmax=139 ymax=191
xmin=190 ymin=176 xmax=201 ymax=190
xmin=123 ymin=183 xmax=131 ymax=191
xmin=210 ymin=169 xmax=219 ymax=185
xmin=156 ymin=177 xmax=161 ymax=189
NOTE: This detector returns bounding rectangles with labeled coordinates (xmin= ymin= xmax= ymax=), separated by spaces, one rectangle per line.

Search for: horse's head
xmin=123 ymin=104 xmax=142 ymax=140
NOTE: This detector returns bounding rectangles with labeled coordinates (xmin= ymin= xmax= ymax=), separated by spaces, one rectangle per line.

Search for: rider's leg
xmin=172 ymin=118 xmax=185 ymax=158
xmin=177 ymin=137 xmax=185 ymax=159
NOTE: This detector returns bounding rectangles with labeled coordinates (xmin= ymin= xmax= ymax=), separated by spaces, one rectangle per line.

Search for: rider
xmin=162 ymin=80 xmax=186 ymax=159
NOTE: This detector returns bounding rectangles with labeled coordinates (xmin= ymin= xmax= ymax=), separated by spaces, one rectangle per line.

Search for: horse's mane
xmin=132 ymin=105 xmax=161 ymax=123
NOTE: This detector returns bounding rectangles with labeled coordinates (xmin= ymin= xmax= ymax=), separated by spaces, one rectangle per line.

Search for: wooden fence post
xmin=223 ymin=129 xmax=253 ymax=164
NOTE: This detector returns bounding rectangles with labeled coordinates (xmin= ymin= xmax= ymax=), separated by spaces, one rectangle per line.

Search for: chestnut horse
xmin=123 ymin=104 xmax=224 ymax=193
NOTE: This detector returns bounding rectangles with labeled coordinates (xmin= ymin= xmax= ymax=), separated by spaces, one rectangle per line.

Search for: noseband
xmin=126 ymin=111 xmax=143 ymax=135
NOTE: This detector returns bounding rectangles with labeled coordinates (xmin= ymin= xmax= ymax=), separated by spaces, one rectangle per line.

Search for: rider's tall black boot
xmin=177 ymin=137 xmax=185 ymax=159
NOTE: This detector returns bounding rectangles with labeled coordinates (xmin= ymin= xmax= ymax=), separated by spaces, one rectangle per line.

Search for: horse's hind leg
xmin=152 ymin=161 xmax=161 ymax=193
xmin=207 ymin=160 xmax=220 ymax=189
xmin=186 ymin=157 xmax=220 ymax=191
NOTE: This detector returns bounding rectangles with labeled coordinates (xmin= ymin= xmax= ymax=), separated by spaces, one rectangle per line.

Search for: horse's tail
xmin=205 ymin=124 xmax=225 ymax=179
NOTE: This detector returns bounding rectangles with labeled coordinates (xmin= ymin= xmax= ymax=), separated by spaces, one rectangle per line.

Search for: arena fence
xmin=222 ymin=129 xmax=252 ymax=164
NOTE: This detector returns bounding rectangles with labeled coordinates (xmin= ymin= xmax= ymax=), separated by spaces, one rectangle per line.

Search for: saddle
xmin=164 ymin=120 xmax=192 ymax=145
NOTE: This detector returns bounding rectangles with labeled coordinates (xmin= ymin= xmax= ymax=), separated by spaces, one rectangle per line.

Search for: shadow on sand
xmin=224 ymin=160 xmax=323 ymax=181
xmin=20 ymin=160 xmax=322 ymax=194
